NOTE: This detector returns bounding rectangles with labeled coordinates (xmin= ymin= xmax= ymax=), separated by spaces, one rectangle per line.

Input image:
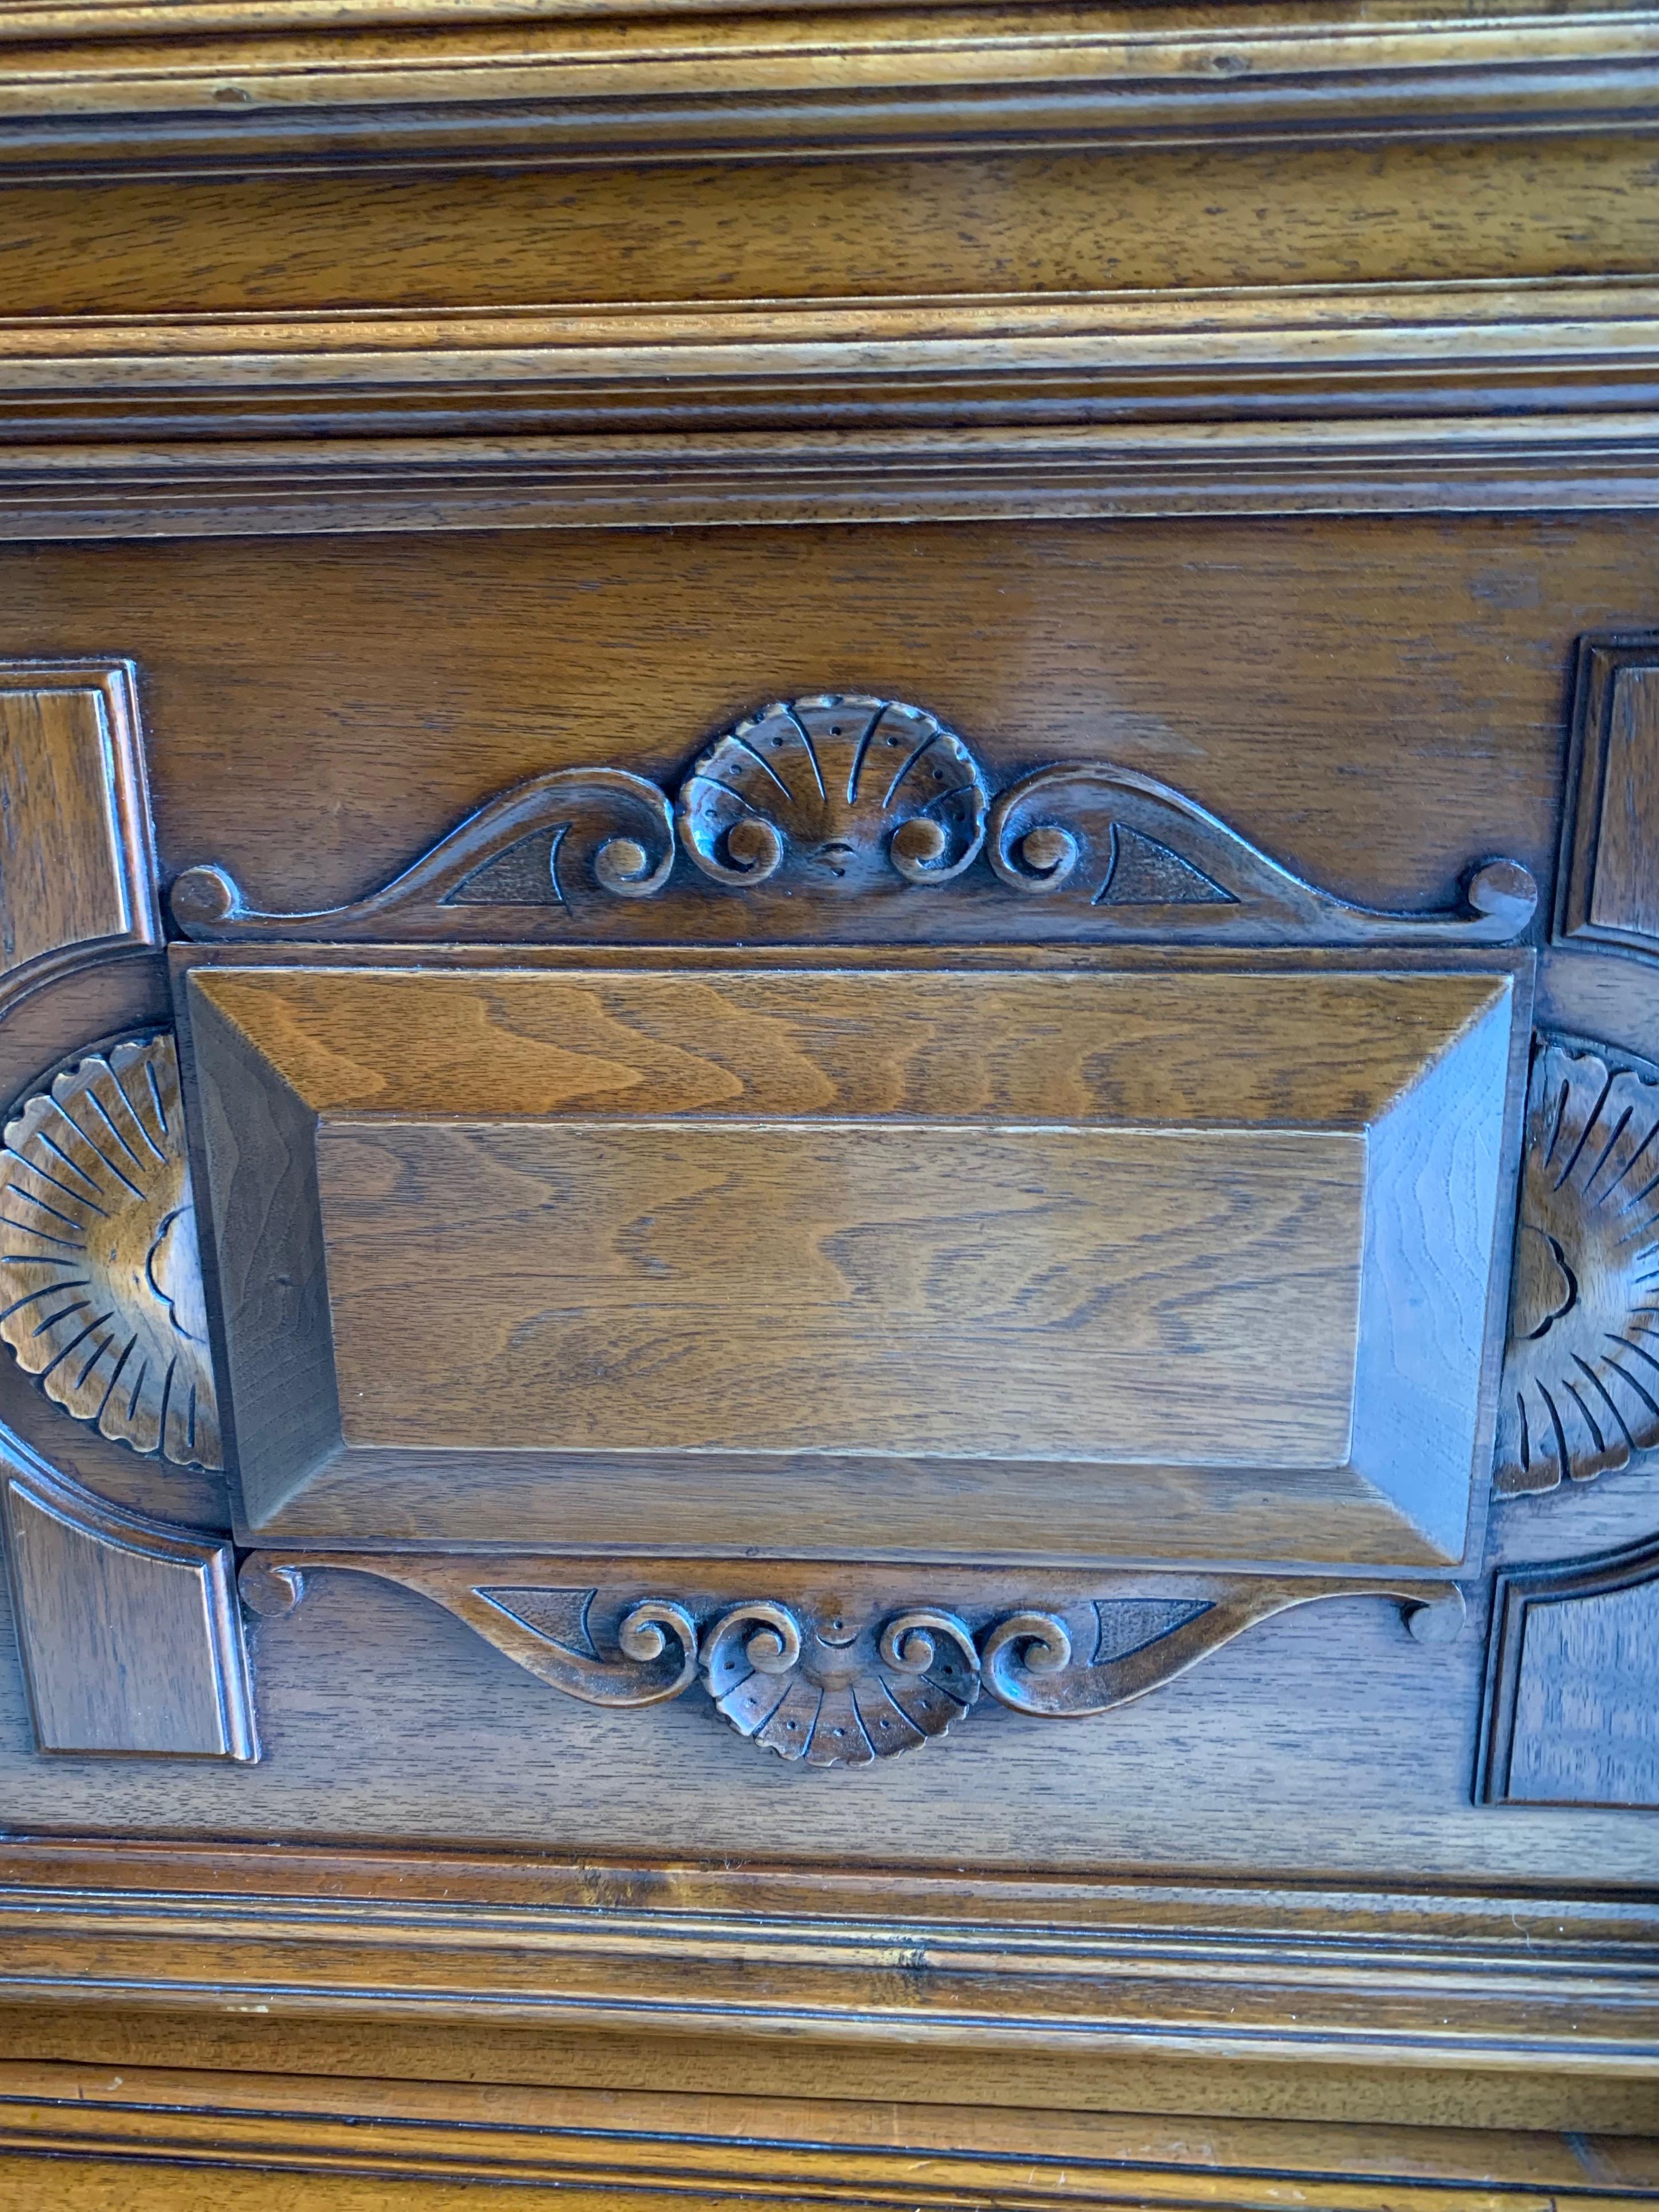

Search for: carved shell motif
xmin=1494 ymin=1040 xmax=1659 ymax=1494
xmin=701 ymin=1601 xmax=980 ymax=1765
xmin=676 ymin=696 xmax=989 ymax=891
xmin=0 ymin=1035 xmax=221 ymax=1470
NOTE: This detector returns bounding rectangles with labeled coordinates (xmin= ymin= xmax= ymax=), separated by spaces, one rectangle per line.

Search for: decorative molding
xmin=0 ymin=1841 xmax=1649 ymax=2073
xmin=1477 ymin=1536 xmax=1659 ymax=1808
xmin=0 ymin=7 xmax=1650 ymax=179
xmin=0 ymin=2061 xmax=1649 ymax=2209
xmin=1492 ymin=1036 xmax=1659 ymax=1496
xmin=170 ymin=695 xmax=1536 ymax=947
xmin=8 ymin=419 xmax=1659 ymax=546
xmin=0 ymin=659 xmax=159 ymax=1007
xmin=0 ymin=1426 xmax=255 ymax=1759
xmin=241 ymin=1555 xmax=1465 ymax=1768
xmin=1556 ymin=632 xmax=1659 ymax=966
xmin=0 ymin=1031 xmax=222 ymax=1472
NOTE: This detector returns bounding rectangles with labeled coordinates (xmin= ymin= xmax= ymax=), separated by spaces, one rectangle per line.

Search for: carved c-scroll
xmin=239 ymin=1557 xmax=1464 ymax=1769
xmin=1494 ymin=1037 xmax=1659 ymax=1495
xmin=0 ymin=1033 xmax=221 ymax=1471
xmin=987 ymin=763 xmax=1537 ymax=943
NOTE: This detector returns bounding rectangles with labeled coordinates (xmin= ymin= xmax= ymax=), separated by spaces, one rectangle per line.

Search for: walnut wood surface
xmin=184 ymin=959 xmax=1518 ymax=1561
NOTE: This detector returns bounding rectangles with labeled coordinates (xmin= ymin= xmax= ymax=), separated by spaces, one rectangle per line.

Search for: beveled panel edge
xmin=1556 ymin=631 xmax=1659 ymax=967
xmin=0 ymin=1838 xmax=1653 ymax=2069
xmin=0 ymin=3 xmax=1650 ymax=178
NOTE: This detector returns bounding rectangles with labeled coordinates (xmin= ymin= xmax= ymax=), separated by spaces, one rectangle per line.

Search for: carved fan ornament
xmin=167 ymin=692 xmax=1537 ymax=945
xmin=0 ymin=1036 xmax=221 ymax=1471
xmin=1494 ymin=1039 xmax=1659 ymax=1495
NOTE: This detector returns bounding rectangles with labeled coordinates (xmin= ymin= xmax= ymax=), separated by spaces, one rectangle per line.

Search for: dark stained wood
xmin=0 ymin=1428 xmax=253 ymax=1758
xmin=184 ymin=957 xmax=1521 ymax=1561
xmin=0 ymin=662 xmax=159 ymax=1002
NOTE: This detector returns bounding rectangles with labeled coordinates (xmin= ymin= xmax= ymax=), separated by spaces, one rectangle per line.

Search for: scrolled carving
xmin=675 ymin=695 xmax=989 ymax=892
xmin=0 ymin=1034 xmax=221 ymax=1471
xmin=169 ymin=765 xmax=675 ymax=938
xmin=241 ymin=1558 xmax=1459 ymax=1768
xmin=703 ymin=1600 xmax=979 ymax=1765
xmin=988 ymin=762 xmax=1537 ymax=943
xmin=166 ymin=692 xmax=1534 ymax=946
xmin=1494 ymin=1037 xmax=1659 ymax=1495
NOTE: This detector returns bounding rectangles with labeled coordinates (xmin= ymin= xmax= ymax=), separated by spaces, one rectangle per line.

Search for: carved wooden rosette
xmin=0 ymin=1033 xmax=221 ymax=1470
xmin=167 ymin=692 xmax=1536 ymax=948
xmin=241 ymin=1557 xmax=1465 ymax=1768
xmin=1493 ymin=1039 xmax=1659 ymax=1495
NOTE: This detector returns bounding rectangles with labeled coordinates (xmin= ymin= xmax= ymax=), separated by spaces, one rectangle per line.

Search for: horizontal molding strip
xmin=0 ymin=5 xmax=1652 ymax=175
xmin=0 ymin=2062 xmax=1653 ymax=2204
xmin=0 ymin=1846 xmax=1655 ymax=2068
xmin=2 ymin=279 xmax=1658 ymax=534
xmin=1 ymin=416 xmax=1657 ymax=537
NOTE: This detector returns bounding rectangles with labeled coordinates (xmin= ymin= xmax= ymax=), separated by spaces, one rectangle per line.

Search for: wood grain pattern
xmin=0 ymin=661 xmax=158 ymax=1001
xmin=0 ymin=1426 xmax=253 ymax=1758
xmin=185 ymin=958 xmax=1518 ymax=1561
xmin=1479 ymin=1536 xmax=1659 ymax=1807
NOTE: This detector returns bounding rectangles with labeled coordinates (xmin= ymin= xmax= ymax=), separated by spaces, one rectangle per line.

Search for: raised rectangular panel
xmin=183 ymin=956 xmax=1524 ymax=1568
xmin=1557 ymin=634 xmax=1659 ymax=963
xmin=0 ymin=660 xmax=159 ymax=995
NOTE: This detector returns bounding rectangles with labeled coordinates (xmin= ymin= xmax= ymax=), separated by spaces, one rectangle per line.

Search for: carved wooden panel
xmin=241 ymin=1556 xmax=1464 ymax=1770
xmin=0 ymin=1034 xmax=221 ymax=1471
xmin=1477 ymin=1538 xmax=1659 ymax=1808
xmin=185 ymin=954 xmax=1523 ymax=1565
xmin=0 ymin=660 xmax=159 ymax=1000
xmin=1493 ymin=1037 xmax=1659 ymax=1494
xmin=169 ymin=695 xmax=1537 ymax=950
xmin=1557 ymin=635 xmax=1659 ymax=965
xmin=0 ymin=1430 xmax=254 ymax=1759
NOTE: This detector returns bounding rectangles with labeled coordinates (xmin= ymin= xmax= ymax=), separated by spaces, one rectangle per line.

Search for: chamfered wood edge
xmin=0 ymin=2057 xmax=1653 ymax=2204
xmin=0 ymin=1842 xmax=1653 ymax=2070
xmin=0 ymin=4 xmax=1652 ymax=177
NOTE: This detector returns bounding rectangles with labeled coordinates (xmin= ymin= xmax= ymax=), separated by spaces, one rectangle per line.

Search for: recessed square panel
xmin=184 ymin=958 xmax=1522 ymax=1566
